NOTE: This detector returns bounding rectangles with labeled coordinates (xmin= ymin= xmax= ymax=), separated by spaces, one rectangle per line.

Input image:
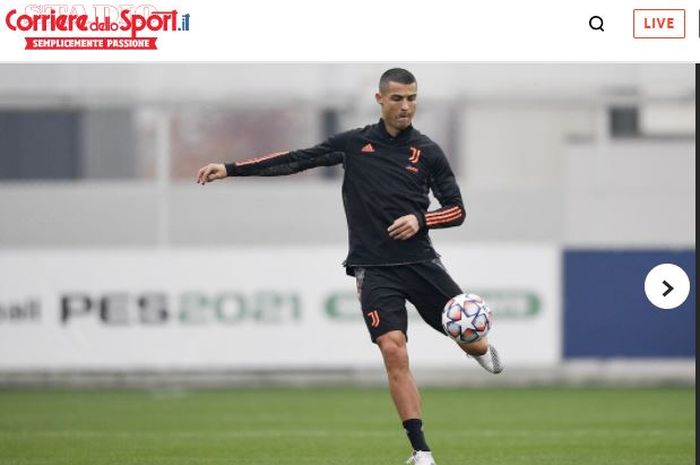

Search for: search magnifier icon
xmin=589 ymin=15 xmax=604 ymax=31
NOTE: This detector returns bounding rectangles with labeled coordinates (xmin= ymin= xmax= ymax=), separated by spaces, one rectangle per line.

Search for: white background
xmin=0 ymin=245 xmax=560 ymax=369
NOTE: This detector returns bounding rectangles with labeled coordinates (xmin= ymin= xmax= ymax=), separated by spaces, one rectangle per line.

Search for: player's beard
xmin=396 ymin=114 xmax=412 ymax=129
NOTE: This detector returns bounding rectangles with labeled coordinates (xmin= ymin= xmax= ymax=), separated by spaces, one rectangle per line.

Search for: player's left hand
xmin=387 ymin=214 xmax=420 ymax=240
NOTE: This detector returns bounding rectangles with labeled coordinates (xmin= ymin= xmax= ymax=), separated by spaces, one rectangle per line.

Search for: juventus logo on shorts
xmin=366 ymin=310 xmax=380 ymax=328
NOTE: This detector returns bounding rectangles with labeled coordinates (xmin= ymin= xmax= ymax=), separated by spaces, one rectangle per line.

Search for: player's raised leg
xmin=458 ymin=337 xmax=504 ymax=374
xmin=438 ymin=290 xmax=504 ymax=374
xmin=406 ymin=262 xmax=504 ymax=376
xmin=376 ymin=331 xmax=437 ymax=465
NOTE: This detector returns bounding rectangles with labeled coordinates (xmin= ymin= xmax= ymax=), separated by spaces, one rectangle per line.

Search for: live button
xmin=633 ymin=9 xmax=685 ymax=38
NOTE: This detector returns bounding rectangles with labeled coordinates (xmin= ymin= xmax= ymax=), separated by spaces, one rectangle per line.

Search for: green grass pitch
xmin=0 ymin=387 xmax=693 ymax=465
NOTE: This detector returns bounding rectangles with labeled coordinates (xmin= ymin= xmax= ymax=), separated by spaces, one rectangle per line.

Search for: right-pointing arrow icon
xmin=662 ymin=280 xmax=674 ymax=297
xmin=645 ymin=264 xmax=689 ymax=309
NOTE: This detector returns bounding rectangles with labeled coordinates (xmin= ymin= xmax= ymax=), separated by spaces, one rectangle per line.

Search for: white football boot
xmin=406 ymin=450 xmax=437 ymax=465
xmin=471 ymin=344 xmax=504 ymax=374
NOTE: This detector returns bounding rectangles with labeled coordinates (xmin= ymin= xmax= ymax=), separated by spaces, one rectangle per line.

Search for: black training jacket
xmin=225 ymin=119 xmax=465 ymax=273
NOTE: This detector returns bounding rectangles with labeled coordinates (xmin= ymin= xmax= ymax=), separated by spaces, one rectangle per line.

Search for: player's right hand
xmin=196 ymin=163 xmax=227 ymax=185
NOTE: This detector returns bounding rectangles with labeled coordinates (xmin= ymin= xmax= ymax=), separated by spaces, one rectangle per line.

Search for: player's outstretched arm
xmin=199 ymin=131 xmax=352 ymax=180
xmin=196 ymin=163 xmax=227 ymax=185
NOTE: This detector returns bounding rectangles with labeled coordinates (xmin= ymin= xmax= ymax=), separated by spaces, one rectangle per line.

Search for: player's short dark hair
xmin=379 ymin=68 xmax=416 ymax=93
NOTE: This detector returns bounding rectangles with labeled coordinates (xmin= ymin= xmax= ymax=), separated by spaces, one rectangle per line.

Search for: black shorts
xmin=353 ymin=258 xmax=463 ymax=343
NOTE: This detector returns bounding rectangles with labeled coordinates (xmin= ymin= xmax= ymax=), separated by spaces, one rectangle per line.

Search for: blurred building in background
xmin=0 ymin=64 xmax=694 ymax=387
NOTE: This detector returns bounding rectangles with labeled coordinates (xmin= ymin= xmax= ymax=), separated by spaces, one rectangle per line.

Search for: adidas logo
xmin=361 ymin=143 xmax=375 ymax=153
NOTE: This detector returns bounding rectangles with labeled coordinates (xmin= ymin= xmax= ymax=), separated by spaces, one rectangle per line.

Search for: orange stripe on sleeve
xmin=427 ymin=216 xmax=461 ymax=227
xmin=426 ymin=210 xmax=462 ymax=226
xmin=425 ymin=207 xmax=459 ymax=219
xmin=425 ymin=206 xmax=461 ymax=221
xmin=236 ymin=151 xmax=289 ymax=167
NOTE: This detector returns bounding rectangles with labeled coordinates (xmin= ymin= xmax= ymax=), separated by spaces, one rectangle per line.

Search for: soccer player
xmin=196 ymin=68 xmax=503 ymax=465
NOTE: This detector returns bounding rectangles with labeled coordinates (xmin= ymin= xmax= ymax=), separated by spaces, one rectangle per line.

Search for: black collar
xmin=375 ymin=118 xmax=414 ymax=143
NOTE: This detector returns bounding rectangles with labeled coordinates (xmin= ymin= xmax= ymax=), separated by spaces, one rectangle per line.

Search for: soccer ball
xmin=441 ymin=293 xmax=492 ymax=343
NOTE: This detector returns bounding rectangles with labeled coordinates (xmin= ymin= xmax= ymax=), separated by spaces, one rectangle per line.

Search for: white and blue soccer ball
xmin=441 ymin=293 xmax=492 ymax=343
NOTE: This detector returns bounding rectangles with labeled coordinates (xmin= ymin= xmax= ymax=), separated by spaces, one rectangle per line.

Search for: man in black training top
xmin=196 ymin=68 xmax=503 ymax=465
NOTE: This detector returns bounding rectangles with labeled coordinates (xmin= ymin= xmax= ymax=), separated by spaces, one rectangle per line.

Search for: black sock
xmin=403 ymin=418 xmax=430 ymax=452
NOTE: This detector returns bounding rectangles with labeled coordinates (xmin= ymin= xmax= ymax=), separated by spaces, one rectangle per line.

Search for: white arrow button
xmin=644 ymin=263 xmax=690 ymax=310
